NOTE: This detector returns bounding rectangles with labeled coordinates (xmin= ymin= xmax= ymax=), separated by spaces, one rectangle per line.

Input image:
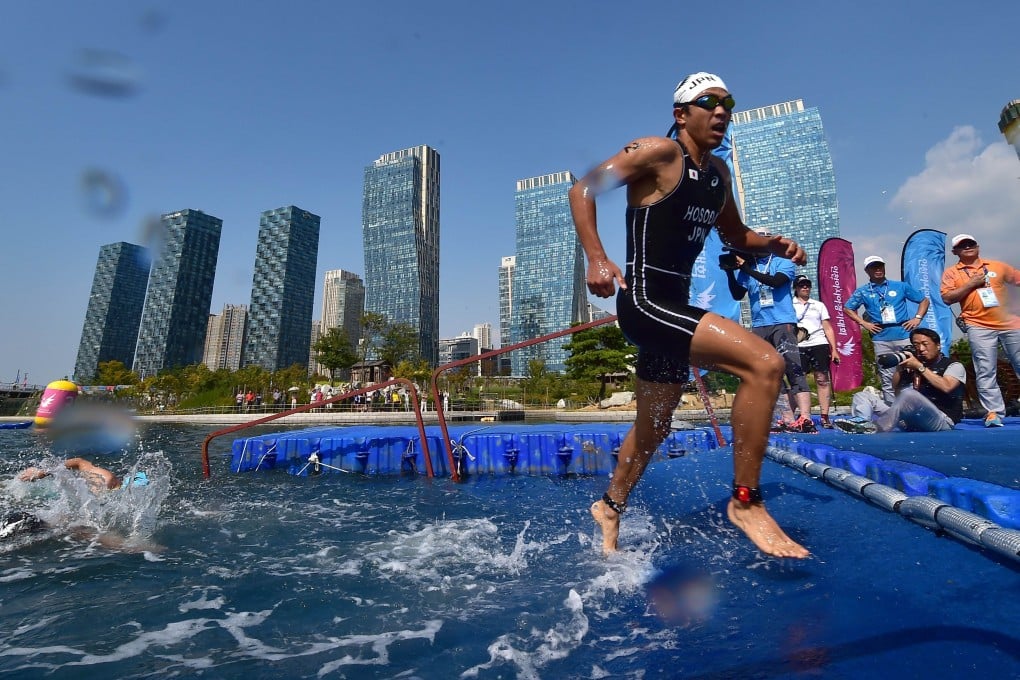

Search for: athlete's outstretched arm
xmin=569 ymin=137 xmax=677 ymax=298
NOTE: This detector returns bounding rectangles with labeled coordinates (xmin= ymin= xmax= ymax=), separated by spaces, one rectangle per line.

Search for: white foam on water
xmin=461 ymin=589 xmax=589 ymax=679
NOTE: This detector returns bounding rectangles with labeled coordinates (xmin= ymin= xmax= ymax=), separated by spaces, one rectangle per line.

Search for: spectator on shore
xmin=941 ymin=233 xmax=1020 ymax=427
xmin=725 ymin=236 xmax=816 ymax=433
xmin=791 ymin=275 xmax=840 ymax=428
xmin=844 ymin=256 xmax=929 ymax=405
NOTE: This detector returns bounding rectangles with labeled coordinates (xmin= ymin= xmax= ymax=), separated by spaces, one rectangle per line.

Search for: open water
xmin=1 ymin=421 xmax=1019 ymax=679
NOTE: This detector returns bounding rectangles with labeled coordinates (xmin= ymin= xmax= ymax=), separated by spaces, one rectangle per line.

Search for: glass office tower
xmin=731 ymin=100 xmax=840 ymax=269
xmin=509 ymin=171 xmax=586 ymax=375
xmin=134 ymin=209 xmax=221 ymax=379
xmin=73 ymin=242 xmax=150 ymax=383
xmin=362 ymin=145 xmax=440 ymax=366
xmin=243 ymin=206 xmax=321 ymax=371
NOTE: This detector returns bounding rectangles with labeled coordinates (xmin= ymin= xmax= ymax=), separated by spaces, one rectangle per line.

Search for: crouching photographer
xmin=836 ymin=328 xmax=966 ymax=433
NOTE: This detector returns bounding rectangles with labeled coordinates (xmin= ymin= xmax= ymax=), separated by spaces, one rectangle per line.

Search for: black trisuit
xmin=616 ymin=140 xmax=728 ymax=383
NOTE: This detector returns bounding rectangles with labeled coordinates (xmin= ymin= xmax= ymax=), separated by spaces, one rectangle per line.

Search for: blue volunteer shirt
xmin=736 ymin=255 xmax=797 ymax=327
xmin=845 ymin=279 xmax=927 ymax=341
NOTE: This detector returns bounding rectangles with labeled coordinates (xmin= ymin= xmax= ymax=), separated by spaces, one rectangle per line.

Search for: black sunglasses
xmin=955 ymin=240 xmax=978 ymax=249
xmin=689 ymin=93 xmax=736 ymax=112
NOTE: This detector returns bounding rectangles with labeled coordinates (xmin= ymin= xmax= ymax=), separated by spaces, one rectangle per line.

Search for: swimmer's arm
xmin=18 ymin=467 xmax=50 ymax=482
xmin=64 ymin=458 xmax=120 ymax=490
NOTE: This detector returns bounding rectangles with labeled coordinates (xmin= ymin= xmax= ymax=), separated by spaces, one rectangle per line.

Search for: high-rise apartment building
xmin=243 ymin=206 xmax=321 ymax=372
xmin=731 ymin=100 xmax=840 ymax=268
xmin=134 ymin=209 xmax=221 ymax=379
xmin=321 ymin=269 xmax=365 ymax=347
xmin=498 ymin=256 xmax=515 ymax=348
xmin=362 ymin=145 xmax=440 ymax=366
xmin=202 ymin=304 xmax=248 ymax=371
xmin=309 ymin=320 xmax=322 ymax=377
xmin=472 ymin=322 xmax=492 ymax=350
xmin=73 ymin=242 xmax=150 ymax=383
xmin=509 ymin=172 xmax=586 ymax=375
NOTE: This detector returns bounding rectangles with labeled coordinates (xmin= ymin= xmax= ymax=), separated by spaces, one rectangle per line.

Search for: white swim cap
xmin=674 ymin=72 xmax=729 ymax=105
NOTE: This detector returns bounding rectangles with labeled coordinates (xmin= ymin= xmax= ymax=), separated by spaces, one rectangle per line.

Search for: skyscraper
xmin=321 ymin=269 xmax=365 ymax=347
xmin=73 ymin=242 xmax=150 ymax=383
xmin=510 ymin=171 xmax=586 ymax=375
xmin=243 ymin=205 xmax=321 ymax=372
xmin=202 ymin=304 xmax=248 ymax=371
xmin=134 ymin=209 xmax=221 ymax=379
xmin=362 ymin=145 xmax=440 ymax=366
xmin=498 ymin=255 xmax=515 ymax=348
xmin=731 ymin=100 xmax=840 ymax=267
xmin=472 ymin=322 xmax=492 ymax=350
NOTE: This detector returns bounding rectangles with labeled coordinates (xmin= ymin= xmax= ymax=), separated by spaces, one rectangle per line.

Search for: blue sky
xmin=2 ymin=0 xmax=1018 ymax=386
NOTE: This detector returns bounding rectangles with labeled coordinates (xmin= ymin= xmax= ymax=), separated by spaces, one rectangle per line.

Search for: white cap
xmin=673 ymin=72 xmax=729 ymax=105
xmin=863 ymin=255 xmax=885 ymax=268
xmin=951 ymin=233 xmax=977 ymax=247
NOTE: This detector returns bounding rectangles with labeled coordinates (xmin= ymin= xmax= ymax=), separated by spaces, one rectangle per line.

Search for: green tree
xmin=359 ymin=311 xmax=389 ymax=370
xmin=95 ymin=360 xmax=139 ymax=386
xmin=379 ymin=322 xmax=420 ymax=367
xmin=313 ymin=327 xmax=358 ymax=381
xmin=563 ymin=324 xmax=636 ymax=402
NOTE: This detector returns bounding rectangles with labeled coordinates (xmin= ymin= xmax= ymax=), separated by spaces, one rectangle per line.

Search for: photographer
xmin=724 ymin=233 xmax=816 ymax=433
xmin=836 ymin=328 xmax=966 ymax=433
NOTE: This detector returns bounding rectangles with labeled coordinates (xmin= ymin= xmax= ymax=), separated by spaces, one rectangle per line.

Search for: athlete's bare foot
xmin=590 ymin=499 xmax=620 ymax=555
xmin=727 ymin=499 xmax=810 ymax=558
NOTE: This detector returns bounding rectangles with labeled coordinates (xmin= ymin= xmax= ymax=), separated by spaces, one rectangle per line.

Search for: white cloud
xmin=891 ymin=126 xmax=1020 ymax=263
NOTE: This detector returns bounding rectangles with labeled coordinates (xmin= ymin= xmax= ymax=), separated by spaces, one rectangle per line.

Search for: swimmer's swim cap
xmin=673 ymin=72 xmax=729 ymax=105
xmin=121 ymin=471 xmax=149 ymax=488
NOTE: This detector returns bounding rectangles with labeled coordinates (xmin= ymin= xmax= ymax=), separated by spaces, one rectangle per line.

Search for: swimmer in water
xmin=6 ymin=457 xmax=151 ymax=547
xmin=569 ymin=71 xmax=809 ymax=559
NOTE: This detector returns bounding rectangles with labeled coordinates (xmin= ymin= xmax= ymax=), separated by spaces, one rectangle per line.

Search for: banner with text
xmin=901 ymin=228 xmax=953 ymax=355
xmin=818 ymin=237 xmax=862 ymax=391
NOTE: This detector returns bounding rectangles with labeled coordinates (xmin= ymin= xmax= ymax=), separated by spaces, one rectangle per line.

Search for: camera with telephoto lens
xmin=718 ymin=248 xmax=751 ymax=271
xmin=876 ymin=347 xmax=915 ymax=369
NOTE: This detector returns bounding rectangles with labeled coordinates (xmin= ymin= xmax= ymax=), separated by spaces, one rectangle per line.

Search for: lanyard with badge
xmin=871 ymin=282 xmax=897 ymax=324
xmin=964 ymin=264 xmax=999 ymax=308
xmin=756 ymin=255 xmax=775 ymax=307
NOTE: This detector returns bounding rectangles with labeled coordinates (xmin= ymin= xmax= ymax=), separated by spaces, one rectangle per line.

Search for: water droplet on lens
xmin=80 ymin=168 xmax=128 ymax=218
xmin=67 ymin=48 xmax=142 ymax=98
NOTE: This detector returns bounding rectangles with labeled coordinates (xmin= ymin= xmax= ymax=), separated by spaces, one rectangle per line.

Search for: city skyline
xmin=3 ymin=3 xmax=1018 ymax=385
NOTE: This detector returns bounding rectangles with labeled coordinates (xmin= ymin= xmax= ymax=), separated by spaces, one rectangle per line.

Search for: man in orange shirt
xmin=941 ymin=233 xmax=1020 ymax=427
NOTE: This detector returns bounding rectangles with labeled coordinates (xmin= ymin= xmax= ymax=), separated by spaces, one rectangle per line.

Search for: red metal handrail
xmin=431 ymin=316 xmax=620 ymax=482
xmin=200 ymin=378 xmax=430 ymax=479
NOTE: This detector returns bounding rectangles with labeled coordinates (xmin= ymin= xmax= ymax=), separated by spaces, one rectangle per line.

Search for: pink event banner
xmin=817 ymin=238 xmax=862 ymax=391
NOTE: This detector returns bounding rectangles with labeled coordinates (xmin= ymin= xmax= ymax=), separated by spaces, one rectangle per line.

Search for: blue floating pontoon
xmin=230 ymin=423 xmax=721 ymax=477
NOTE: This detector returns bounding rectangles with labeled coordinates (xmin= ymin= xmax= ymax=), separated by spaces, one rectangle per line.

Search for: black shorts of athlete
xmin=799 ymin=344 xmax=832 ymax=374
xmin=752 ymin=323 xmax=810 ymax=396
xmin=616 ymin=271 xmax=707 ymax=383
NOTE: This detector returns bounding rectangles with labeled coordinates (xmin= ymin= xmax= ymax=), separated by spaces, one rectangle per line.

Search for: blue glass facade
xmin=134 ymin=209 xmax=221 ymax=378
xmin=73 ymin=241 xmax=150 ymax=383
xmin=243 ymin=206 xmax=321 ymax=371
xmin=362 ymin=145 xmax=440 ymax=366
xmin=731 ymin=100 xmax=840 ymax=272
xmin=510 ymin=172 xmax=586 ymax=375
